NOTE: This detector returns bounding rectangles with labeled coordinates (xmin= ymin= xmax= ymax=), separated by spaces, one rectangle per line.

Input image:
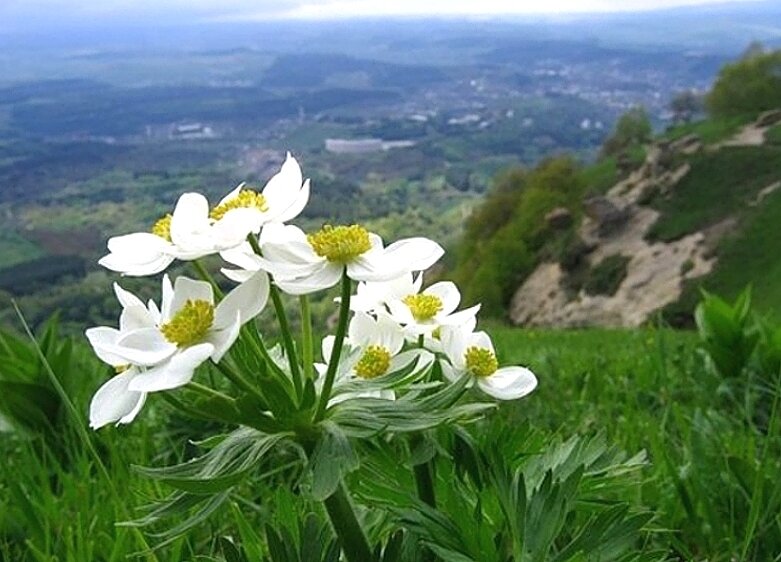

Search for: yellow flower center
xmin=402 ymin=294 xmax=443 ymax=322
xmin=210 ymin=189 xmax=269 ymax=221
xmin=115 ymin=364 xmax=130 ymax=374
xmin=354 ymin=345 xmax=392 ymax=379
xmin=464 ymin=346 xmax=498 ymax=378
xmin=307 ymin=225 xmax=371 ymax=263
xmin=152 ymin=214 xmax=173 ymax=242
xmin=160 ymin=299 xmax=214 ymax=347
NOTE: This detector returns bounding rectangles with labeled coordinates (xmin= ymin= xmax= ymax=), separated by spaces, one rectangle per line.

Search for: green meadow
xmin=1 ymin=287 xmax=778 ymax=561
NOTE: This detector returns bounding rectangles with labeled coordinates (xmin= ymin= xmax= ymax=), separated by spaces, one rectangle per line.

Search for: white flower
xmin=350 ymin=273 xmax=422 ymax=313
xmin=211 ymin=152 xmax=310 ymax=235
xmin=386 ymin=279 xmax=480 ymax=337
xmin=440 ymin=327 xmax=537 ymax=401
xmin=99 ymin=192 xmax=253 ymax=277
xmin=315 ymin=312 xmax=432 ymax=404
xmin=86 ymin=273 xmax=269 ymax=428
xmin=253 ymin=223 xmax=444 ymax=295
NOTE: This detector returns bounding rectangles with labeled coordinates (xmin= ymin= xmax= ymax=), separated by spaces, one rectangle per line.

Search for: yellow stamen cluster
xmin=152 ymin=214 xmax=173 ymax=242
xmin=354 ymin=345 xmax=392 ymax=379
xmin=403 ymin=294 xmax=443 ymax=321
xmin=210 ymin=189 xmax=269 ymax=221
xmin=464 ymin=346 xmax=498 ymax=378
xmin=307 ymin=225 xmax=371 ymax=263
xmin=160 ymin=299 xmax=214 ymax=347
xmin=115 ymin=364 xmax=130 ymax=374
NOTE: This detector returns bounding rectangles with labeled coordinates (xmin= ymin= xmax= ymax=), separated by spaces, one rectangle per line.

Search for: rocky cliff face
xmin=509 ymin=110 xmax=781 ymax=328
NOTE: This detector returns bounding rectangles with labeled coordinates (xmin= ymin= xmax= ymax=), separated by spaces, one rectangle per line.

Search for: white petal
xmin=348 ymin=312 xmax=376 ymax=347
xmin=170 ymin=276 xmax=214 ymax=317
xmin=221 ymin=243 xmax=262 ymax=271
xmin=207 ymin=312 xmax=242 ymax=363
xmin=440 ymin=304 xmax=481 ymax=327
xmin=321 ymin=335 xmax=336 ymax=363
xmin=119 ymin=304 xmax=156 ymax=332
xmin=477 ymin=366 xmax=538 ymax=400
xmin=261 ymin=153 xmax=303 ymax=213
xmin=85 ymin=327 xmax=125 ymax=366
xmin=440 ymin=361 xmax=461 ymax=383
xmin=375 ymin=312 xmax=405 ymax=354
xmin=99 ymin=252 xmax=175 ymax=277
xmin=100 ymin=233 xmax=174 ymax=276
xmin=217 ymin=183 xmax=244 ymax=207
xmin=128 ymin=344 xmax=214 ymax=392
xmin=387 ymin=299 xmax=415 ymax=325
xmin=274 ymin=263 xmax=341 ymax=295
xmin=426 ymin=282 xmax=460 ymax=315
xmin=215 ymin=271 xmax=269 ymax=328
xmin=221 ymin=268 xmax=255 ymax=283
xmin=113 ymin=283 xmax=145 ymax=309
xmin=470 ymin=331 xmax=495 ymax=355
xmin=263 ymin=239 xmax=319 ymax=266
xmin=161 ymin=274 xmax=174 ymax=321
xmin=274 ymin=178 xmax=310 ymax=224
xmin=89 ymin=368 xmax=147 ymax=429
xmin=383 ymin=237 xmax=444 ymax=275
xmin=114 ymin=328 xmax=178 ymax=366
xmin=169 ymin=192 xmax=215 ymax=254
xmin=212 ymin=207 xmax=263 ymax=241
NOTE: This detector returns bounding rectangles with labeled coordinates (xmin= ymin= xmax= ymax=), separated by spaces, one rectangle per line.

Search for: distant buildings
xmin=324 ymin=138 xmax=416 ymax=154
xmin=170 ymin=123 xmax=214 ymax=140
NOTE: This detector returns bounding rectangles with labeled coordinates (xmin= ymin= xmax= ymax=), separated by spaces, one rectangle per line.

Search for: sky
xmin=0 ymin=0 xmax=768 ymax=24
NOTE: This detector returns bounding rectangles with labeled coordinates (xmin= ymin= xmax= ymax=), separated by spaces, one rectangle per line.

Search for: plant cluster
xmin=84 ymin=154 xmax=547 ymax=560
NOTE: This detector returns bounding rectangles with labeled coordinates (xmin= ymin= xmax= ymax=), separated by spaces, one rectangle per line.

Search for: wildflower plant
xmin=86 ymin=154 xmax=539 ymax=560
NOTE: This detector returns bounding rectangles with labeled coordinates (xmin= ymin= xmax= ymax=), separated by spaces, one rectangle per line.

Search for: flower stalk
xmin=323 ymin=483 xmax=375 ymax=562
xmin=300 ymin=295 xmax=315 ymax=382
xmin=314 ymin=271 xmax=351 ymax=421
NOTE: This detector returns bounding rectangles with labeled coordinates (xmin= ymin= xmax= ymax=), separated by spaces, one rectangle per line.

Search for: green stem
xmin=414 ymin=461 xmax=437 ymax=508
xmin=246 ymin=234 xmax=304 ymax=400
xmin=270 ymin=284 xmax=304 ymax=398
xmin=214 ymin=359 xmax=265 ymax=400
xmin=192 ymin=259 xmax=224 ymax=299
xmin=187 ymin=381 xmax=235 ymax=403
xmin=314 ymin=271 xmax=351 ymax=421
xmin=300 ymin=295 xmax=314 ymax=382
xmin=323 ymin=483 xmax=374 ymax=562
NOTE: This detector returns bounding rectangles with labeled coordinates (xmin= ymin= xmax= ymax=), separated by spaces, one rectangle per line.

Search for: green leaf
xmin=309 ymin=422 xmax=359 ymax=501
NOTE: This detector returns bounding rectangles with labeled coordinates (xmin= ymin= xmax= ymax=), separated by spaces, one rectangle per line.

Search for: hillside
xmin=453 ymin=109 xmax=781 ymax=326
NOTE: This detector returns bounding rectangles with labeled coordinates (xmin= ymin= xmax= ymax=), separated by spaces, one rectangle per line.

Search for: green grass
xmin=702 ymin=189 xmax=781 ymax=318
xmin=766 ymin=124 xmax=781 ymax=146
xmin=662 ymin=115 xmax=752 ymax=144
xmin=647 ymin=145 xmax=781 ymax=242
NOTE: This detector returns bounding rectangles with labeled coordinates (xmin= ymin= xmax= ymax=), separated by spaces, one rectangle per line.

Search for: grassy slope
xmin=3 ymin=323 xmax=774 ymax=561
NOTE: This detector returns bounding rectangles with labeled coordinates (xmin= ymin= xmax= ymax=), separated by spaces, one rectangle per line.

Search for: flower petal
xmin=89 ymin=368 xmax=147 ymax=429
xmin=119 ymin=304 xmax=156 ymax=332
xmin=215 ymin=271 xmax=269 ymax=329
xmin=170 ymin=276 xmax=214 ymax=317
xmin=169 ymin=192 xmax=212 ymax=249
xmin=85 ymin=327 xmax=125 ymax=366
xmin=207 ymin=312 xmax=242 ymax=363
xmin=477 ymin=366 xmax=538 ymax=400
xmin=114 ymin=328 xmax=178 ymax=366
xmin=128 ymin=344 xmax=214 ymax=392
xmin=274 ymin=178 xmax=310 ymax=224
xmin=426 ymin=281 xmax=460 ymax=315
xmin=261 ymin=152 xmax=303 ymax=213
xmin=113 ymin=283 xmax=145 ymax=309
xmin=274 ymin=263 xmax=341 ymax=295
xmin=382 ymin=237 xmax=444 ymax=275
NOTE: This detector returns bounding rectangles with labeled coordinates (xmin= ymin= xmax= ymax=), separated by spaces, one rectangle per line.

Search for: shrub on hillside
xmin=583 ymin=254 xmax=631 ymax=296
xmin=707 ymin=49 xmax=781 ymax=118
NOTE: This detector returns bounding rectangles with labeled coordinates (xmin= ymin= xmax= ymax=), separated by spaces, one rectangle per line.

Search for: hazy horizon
xmin=0 ymin=0 xmax=774 ymax=30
